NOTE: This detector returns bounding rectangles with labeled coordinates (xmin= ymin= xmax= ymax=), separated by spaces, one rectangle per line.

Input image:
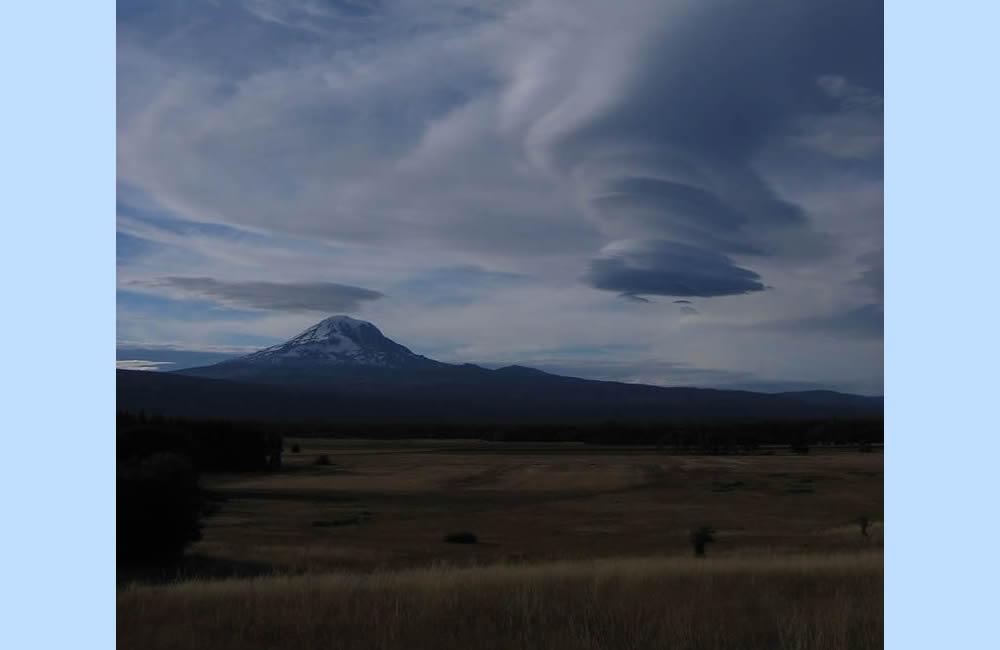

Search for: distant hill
xmin=116 ymin=315 xmax=882 ymax=423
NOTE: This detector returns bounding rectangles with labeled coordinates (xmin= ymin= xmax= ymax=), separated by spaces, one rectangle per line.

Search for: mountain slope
xmin=183 ymin=316 xmax=441 ymax=381
xmin=116 ymin=314 xmax=887 ymax=422
xmin=119 ymin=368 xmax=880 ymax=423
xmin=239 ymin=316 xmax=437 ymax=368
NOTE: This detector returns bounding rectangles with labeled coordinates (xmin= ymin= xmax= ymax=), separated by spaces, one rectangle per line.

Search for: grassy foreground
xmin=118 ymin=552 xmax=882 ymax=650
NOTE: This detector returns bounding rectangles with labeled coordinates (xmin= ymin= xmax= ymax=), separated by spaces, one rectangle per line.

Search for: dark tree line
xmin=117 ymin=412 xmax=284 ymax=568
xmin=118 ymin=412 xmax=883 ymax=450
xmin=118 ymin=411 xmax=283 ymax=471
xmin=118 ymin=410 xmax=881 ymax=452
xmin=118 ymin=452 xmax=205 ymax=567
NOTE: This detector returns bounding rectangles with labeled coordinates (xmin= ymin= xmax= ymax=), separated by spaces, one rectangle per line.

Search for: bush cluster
xmin=443 ymin=531 xmax=478 ymax=544
xmin=118 ymin=452 xmax=205 ymax=565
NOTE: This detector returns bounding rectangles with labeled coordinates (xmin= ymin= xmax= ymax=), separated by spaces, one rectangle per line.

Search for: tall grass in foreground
xmin=118 ymin=552 xmax=882 ymax=650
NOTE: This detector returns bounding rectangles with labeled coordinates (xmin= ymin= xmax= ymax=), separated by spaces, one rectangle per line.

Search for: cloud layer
xmin=116 ymin=359 xmax=176 ymax=372
xmin=142 ymin=277 xmax=384 ymax=312
xmin=116 ymin=0 xmax=883 ymax=393
xmin=585 ymin=240 xmax=765 ymax=298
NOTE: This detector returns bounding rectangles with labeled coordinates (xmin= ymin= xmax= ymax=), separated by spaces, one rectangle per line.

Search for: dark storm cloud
xmin=147 ymin=277 xmax=384 ymax=312
xmin=619 ymin=293 xmax=651 ymax=304
xmin=673 ymin=300 xmax=691 ymax=304
xmin=530 ymin=0 xmax=879 ymax=287
xmin=584 ymin=240 xmax=765 ymax=298
xmin=584 ymin=169 xmax=819 ymax=259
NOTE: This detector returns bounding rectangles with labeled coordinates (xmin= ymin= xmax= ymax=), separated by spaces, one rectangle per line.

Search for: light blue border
xmin=5 ymin=2 xmax=997 ymax=648
xmin=1 ymin=2 xmax=115 ymax=648
xmin=885 ymin=2 xmax=998 ymax=648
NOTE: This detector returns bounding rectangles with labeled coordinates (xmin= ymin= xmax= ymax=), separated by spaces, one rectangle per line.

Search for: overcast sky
xmin=117 ymin=0 xmax=882 ymax=394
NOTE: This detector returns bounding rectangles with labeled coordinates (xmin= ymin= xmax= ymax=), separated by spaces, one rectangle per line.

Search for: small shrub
xmin=790 ymin=442 xmax=810 ymax=455
xmin=291 ymin=443 xmax=301 ymax=454
xmin=314 ymin=454 xmax=332 ymax=466
xmin=689 ymin=525 xmax=716 ymax=557
xmin=443 ymin=531 xmax=478 ymax=544
xmin=712 ymin=480 xmax=744 ymax=492
xmin=313 ymin=516 xmax=360 ymax=527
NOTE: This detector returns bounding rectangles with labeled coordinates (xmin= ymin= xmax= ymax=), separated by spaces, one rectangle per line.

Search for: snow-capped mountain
xmin=223 ymin=315 xmax=436 ymax=369
xmin=138 ymin=313 xmax=883 ymax=421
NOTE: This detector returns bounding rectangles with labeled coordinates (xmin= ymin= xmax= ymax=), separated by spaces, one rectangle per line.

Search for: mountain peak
xmin=289 ymin=315 xmax=379 ymax=345
xmin=317 ymin=314 xmax=370 ymax=327
xmin=229 ymin=315 xmax=431 ymax=369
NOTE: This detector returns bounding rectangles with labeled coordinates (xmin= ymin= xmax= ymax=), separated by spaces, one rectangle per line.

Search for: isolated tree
xmin=857 ymin=516 xmax=871 ymax=537
xmin=689 ymin=525 xmax=716 ymax=557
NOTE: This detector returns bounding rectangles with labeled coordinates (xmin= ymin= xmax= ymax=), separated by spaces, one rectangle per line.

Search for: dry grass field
xmin=119 ymin=552 xmax=881 ymax=650
xmin=187 ymin=440 xmax=883 ymax=573
xmin=118 ymin=440 xmax=882 ymax=649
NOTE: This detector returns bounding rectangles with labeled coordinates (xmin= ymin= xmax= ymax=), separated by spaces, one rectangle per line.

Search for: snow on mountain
xmin=233 ymin=315 xmax=431 ymax=368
